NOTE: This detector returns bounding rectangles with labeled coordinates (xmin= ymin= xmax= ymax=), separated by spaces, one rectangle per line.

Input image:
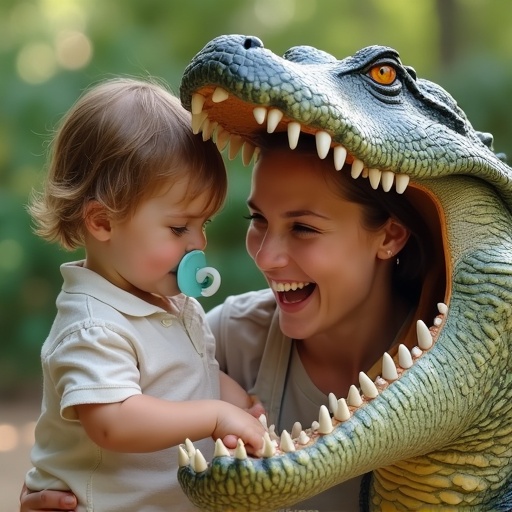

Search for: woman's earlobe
xmin=84 ymin=201 xmax=112 ymax=241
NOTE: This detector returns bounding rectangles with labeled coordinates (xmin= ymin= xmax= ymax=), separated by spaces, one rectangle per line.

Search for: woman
xmin=20 ymin=134 xmax=433 ymax=512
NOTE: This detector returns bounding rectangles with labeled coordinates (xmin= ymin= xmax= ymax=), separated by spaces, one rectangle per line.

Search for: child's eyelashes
xmin=170 ymin=226 xmax=189 ymax=236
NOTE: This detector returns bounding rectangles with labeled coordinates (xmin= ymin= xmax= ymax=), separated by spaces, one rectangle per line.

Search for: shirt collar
xmin=60 ymin=261 xmax=184 ymax=317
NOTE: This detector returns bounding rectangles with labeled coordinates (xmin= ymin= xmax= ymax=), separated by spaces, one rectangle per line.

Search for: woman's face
xmin=246 ymin=149 xmax=391 ymax=340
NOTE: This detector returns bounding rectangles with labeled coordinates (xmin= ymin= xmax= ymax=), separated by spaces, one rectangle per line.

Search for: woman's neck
xmin=296 ymin=291 xmax=412 ymax=398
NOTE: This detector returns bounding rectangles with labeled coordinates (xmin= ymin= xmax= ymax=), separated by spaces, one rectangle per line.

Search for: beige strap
xmin=249 ymin=308 xmax=292 ymax=426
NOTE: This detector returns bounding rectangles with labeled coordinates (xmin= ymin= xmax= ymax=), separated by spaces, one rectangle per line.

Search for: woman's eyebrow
xmin=247 ymin=200 xmax=329 ymax=220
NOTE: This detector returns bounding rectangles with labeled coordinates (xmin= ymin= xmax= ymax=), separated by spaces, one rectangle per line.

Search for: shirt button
xmin=161 ymin=316 xmax=173 ymax=327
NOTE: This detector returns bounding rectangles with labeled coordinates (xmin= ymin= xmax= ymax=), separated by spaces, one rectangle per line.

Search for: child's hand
xmin=214 ymin=402 xmax=266 ymax=455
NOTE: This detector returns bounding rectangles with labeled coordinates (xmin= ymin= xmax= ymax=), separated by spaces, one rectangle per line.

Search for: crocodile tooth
xmin=191 ymin=93 xmax=206 ymax=114
xmin=362 ymin=168 xmax=369 ymax=178
xmin=318 ymin=404 xmax=334 ymax=434
xmin=178 ymin=445 xmax=190 ymax=467
xmin=411 ymin=346 xmax=423 ymax=358
xmin=213 ymin=438 xmax=230 ymax=457
xmin=395 ymin=173 xmax=410 ymax=194
xmin=328 ymin=392 xmax=338 ymax=414
xmin=185 ymin=438 xmax=196 ymax=457
xmin=398 ymin=343 xmax=413 ymax=369
xmin=211 ymin=87 xmax=229 ymax=103
xmin=359 ymin=371 xmax=379 ymax=399
xmin=291 ymin=421 xmax=302 ymax=439
xmin=193 ymin=449 xmax=208 ymax=472
xmin=228 ymin=135 xmax=244 ymax=160
xmin=258 ymin=413 xmax=268 ymax=429
xmin=351 ymin=158 xmax=364 ymax=179
xmin=437 ymin=302 xmax=448 ymax=315
xmin=417 ymin=319 xmax=433 ymax=349
xmin=333 ymin=145 xmax=347 ymax=170
xmin=368 ymin=168 xmax=382 ymax=190
xmin=191 ymin=111 xmax=208 ymax=134
xmin=267 ymin=108 xmax=283 ymax=133
xmin=434 ymin=316 xmax=442 ymax=326
xmin=311 ymin=420 xmax=319 ymax=431
xmin=381 ymin=170 xmax=395 ymax=192
xmin=253 ymin=106 xmax=267 ymax=125
xmin=315 ymin=131 xmax=332 ymax=159
xmin=347 ymin=384 xmax=363 ymax=407
xmin=215 ymin=129 xmax=230 ymax=151
xmin=287 ymin=121 xmax=301 ymax=149
xmin=334 ymin=398 xmax=351 ymax=421
xmin=242 ymin=142 xmax=256 ymax=166
xmin=262 ymin=432 xmax=276 ymax=457
xmin=202 ymin=119 xmax=217 ymax=141
xmin=280 ymin=429 xmax=296 ymax=452
xmin=382 ymin=352 xmax=398 ymax=381
xmin=234 ymin=438 xmax=247 ymax=460
xmin=298 ymin=431 xmax=310 ymax=445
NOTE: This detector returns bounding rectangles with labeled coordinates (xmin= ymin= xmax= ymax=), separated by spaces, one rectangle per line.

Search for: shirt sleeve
xmin=45 ymin=325 xmax=142 ymax=420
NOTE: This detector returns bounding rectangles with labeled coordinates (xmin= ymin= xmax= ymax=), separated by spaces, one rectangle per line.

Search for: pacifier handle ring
xmin=196 ymin=267 xmax=221 ymax=297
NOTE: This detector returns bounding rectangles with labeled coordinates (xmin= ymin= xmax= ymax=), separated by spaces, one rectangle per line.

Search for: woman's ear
xmin=378 ymin=218 xmax=410 ymax=260
xmin=84 ymin=200 xmax=112 ymax=242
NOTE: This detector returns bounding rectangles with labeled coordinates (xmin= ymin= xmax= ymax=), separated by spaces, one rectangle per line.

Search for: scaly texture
xmin=178 ymin=35 xmax=512 ymax=511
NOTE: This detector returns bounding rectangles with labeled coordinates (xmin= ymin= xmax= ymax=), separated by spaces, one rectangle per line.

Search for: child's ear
xmin=378 ymin=218 xmax=410 ymax=260
xmin=84 ymin=200 xmax=112 ymax=241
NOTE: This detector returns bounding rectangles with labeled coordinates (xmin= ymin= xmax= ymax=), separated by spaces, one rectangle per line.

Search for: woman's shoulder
xmin=207 ymin=288 xmax=276 ymax=327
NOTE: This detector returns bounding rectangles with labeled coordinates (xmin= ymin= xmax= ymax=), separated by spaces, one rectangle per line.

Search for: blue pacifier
xmin=177 ymin=250 xmax=221 ymax=298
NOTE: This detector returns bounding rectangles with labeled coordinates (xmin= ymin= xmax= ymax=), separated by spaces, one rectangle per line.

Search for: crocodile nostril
xmin=243 ymin=36 xmax=264 ymax=50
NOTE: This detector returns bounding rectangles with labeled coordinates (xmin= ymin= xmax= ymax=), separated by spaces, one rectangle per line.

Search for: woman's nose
xmin=252 ymin=233 xmax=288 ymax=271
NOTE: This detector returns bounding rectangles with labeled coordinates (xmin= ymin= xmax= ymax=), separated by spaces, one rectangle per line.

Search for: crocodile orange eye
xmin=369 ymin=64 xmax=396 ymax=85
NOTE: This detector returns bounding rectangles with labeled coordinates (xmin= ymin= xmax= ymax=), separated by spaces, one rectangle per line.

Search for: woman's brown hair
xmin=28 ymin=77 xmax=227 ymax=250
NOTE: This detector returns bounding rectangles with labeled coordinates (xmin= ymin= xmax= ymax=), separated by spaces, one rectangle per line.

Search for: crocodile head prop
xmin=178 ymin=35 xmax=512 ymax=511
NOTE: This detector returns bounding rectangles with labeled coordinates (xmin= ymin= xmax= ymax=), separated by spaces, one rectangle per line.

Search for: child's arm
xmin=219 ymin=371 xmax=266 ymax=418
xmin=75 ymin=395 xmax=265 ymax=454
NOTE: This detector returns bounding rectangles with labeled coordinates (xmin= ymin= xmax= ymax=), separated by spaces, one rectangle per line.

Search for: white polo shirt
xmin=26 ymin=261 xmax=218 ymax=512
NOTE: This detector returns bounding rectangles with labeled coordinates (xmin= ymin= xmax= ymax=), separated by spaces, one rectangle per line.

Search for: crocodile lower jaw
xmin=190 ymin=88 xmax=411 ymax=194
xmin=179 ymin=302 xmax=448 ymax=472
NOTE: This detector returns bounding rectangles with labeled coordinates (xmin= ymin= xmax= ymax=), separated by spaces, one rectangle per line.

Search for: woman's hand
xmin=20 ymin=484 xmax=77 ymax=512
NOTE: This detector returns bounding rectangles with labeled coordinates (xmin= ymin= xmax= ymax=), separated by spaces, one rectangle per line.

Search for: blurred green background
xmin=1 ymin=0 xmax=511 ymax=397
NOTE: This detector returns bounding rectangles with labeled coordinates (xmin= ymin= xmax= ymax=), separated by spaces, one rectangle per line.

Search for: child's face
xmin=102 ymin=173 xmax=212 ymax=300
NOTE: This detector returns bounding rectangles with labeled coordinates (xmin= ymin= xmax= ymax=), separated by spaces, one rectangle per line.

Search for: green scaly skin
xmin=178 ymin=35 xmax=512 ymax=511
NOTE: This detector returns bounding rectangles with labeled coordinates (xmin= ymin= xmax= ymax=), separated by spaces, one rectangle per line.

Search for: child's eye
xmin=170 ymin=226 xmax=188 ymax=236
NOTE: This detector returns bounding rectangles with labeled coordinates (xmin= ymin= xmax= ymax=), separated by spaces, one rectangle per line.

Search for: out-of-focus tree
xmin=0 ymin=0 xmax=511 ymax=395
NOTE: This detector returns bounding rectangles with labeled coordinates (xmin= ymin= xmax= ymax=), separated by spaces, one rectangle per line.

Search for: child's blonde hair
xmin=29 ymin=77 xmax=227 ymax=250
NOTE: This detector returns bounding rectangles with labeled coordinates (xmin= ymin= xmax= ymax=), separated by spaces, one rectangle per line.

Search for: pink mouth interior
xmin=279 ymin=284 xmax=315 ymax=304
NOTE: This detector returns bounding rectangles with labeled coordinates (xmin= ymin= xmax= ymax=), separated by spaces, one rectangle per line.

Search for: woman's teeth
xmin=271 ymin=281 xmax=311 ymax=292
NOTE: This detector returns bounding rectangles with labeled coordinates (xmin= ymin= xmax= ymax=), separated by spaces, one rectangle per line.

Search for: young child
xmin=25 ymin=77 xmax=265 ymax=511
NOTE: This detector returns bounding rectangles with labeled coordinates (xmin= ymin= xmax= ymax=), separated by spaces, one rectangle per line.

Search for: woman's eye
xmin=170 ymin=226 xmax=188 ymax=236
xmin=292 ymin=223 xmax=320 ymax=235
xmin=244 ymin=213 xmax=265 ymax=223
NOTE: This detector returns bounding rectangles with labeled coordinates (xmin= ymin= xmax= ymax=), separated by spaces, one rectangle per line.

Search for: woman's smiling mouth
xmin=271 ymin=280 xmax=316 ymax=304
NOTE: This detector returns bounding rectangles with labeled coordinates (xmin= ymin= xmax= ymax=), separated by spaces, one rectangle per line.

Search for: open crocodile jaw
xmin=177 ymin=35 xmax=512 ymax=511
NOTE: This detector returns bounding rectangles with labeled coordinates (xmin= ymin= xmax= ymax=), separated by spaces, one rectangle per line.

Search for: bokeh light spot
xmin=0 ymin=425 xmax=19 ymax=452
xmin=16 ymin=42 xmax=57 ymax=84
xmin=55 ymin=30 xmax=92 ymax=70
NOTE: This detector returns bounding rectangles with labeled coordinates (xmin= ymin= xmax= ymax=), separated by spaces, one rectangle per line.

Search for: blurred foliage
xmin=0 ymin=0 xmax=511 ymax=395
